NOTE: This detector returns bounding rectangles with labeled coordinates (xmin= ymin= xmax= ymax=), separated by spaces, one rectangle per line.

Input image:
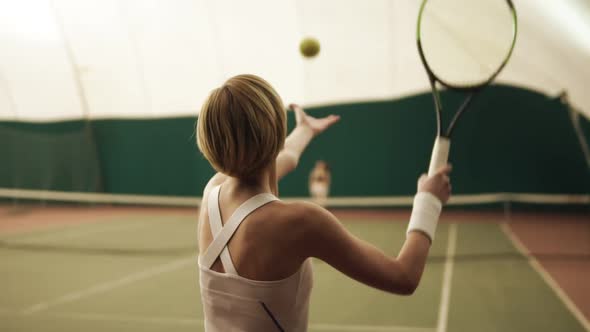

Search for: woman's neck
xmin=225 ymin=169 xmax=275 ymax=196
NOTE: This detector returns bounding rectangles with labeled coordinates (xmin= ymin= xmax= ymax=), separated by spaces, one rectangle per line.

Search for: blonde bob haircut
xmin=197 ymin=74 xmax=287 ymax=180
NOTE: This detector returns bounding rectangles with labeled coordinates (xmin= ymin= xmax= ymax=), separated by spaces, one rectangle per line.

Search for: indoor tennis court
xmin=1 ymin=0 xmax=589 ymax=331
xmin=0 ymin=205 xmax=588 ymax=331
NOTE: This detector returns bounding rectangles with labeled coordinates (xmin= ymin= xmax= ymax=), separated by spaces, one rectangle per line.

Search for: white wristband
xmin=406 ymin=192 xmax=443 ymax=242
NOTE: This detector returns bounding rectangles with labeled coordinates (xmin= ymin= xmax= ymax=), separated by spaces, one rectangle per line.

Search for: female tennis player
xmin=308 ymin=159 xmax=331 ymax=206
xmin=196 ymin=74 xmax=451 ymax=331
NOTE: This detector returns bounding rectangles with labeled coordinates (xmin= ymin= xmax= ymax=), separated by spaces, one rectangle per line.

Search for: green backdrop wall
xmin=1 ymin=85 xmax=589 ymax=197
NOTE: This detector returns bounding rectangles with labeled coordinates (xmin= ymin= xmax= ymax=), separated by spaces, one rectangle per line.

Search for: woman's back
xmin=198 ymin=184 xmax=313 ymax=331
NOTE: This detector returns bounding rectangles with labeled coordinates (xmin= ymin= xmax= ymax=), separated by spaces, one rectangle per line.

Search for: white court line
xmin=436 ymin=223 xmax=458 ymax=332
xmin=20 ymin=310 xmax=435 ymax=332
xmin=501 ymin=224 xmax=590 ymax=332
xmin=21 ymin=256 xmax=196 ymax=315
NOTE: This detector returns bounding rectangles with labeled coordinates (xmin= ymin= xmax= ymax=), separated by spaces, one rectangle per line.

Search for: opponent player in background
xmin=196 ymin=74 xmax=451 ymax=331
xmin=308 ymin=159 xmax=331 ymax=206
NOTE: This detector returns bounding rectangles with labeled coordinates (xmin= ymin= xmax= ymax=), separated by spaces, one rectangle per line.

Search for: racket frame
xmin=416 ymin=0 xmax=518 ymax=138
xmin=416 ymin=0 xmax=517 ymax=175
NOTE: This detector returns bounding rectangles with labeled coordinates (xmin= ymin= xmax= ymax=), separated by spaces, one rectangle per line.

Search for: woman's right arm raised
xmin=296 ymin=165 xmax=452 ymax=295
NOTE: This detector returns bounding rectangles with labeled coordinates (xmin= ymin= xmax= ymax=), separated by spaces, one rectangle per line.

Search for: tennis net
xmin=0 ymin=189 xmax=587 ymax=261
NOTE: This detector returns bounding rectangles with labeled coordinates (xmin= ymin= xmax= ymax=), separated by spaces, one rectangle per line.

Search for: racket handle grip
xmin=428 ymin=136 xmax=451 ymax=176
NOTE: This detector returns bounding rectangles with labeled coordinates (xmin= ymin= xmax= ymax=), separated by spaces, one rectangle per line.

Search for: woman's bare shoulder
xmin=266 ymin=200 xmax=334 ymax=241
xmin=270 ymin=200 xmax=320 ymax=221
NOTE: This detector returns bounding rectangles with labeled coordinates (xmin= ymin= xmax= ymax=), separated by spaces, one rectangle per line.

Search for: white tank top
xmin=198 ymin=185 xmax=313 ymax=332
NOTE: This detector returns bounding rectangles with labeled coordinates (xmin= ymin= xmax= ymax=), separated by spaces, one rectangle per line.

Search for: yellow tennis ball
xmin=300 ymin=37 xmax=320 ymax=58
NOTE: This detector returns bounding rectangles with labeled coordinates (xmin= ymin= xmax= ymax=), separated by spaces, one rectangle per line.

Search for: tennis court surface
xmin=1 ymin=205 xmax=588 ymax=332
xmin=2 ymin=1 xmax=590 ymax=331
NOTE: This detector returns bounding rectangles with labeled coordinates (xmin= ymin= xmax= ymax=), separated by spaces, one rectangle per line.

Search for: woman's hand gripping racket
xmin=417 ymin=0 xmax=518 ymax=175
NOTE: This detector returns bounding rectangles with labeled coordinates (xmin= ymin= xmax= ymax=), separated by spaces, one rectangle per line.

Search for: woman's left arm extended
xmin=275 ymin=104 xmax=340 ymax=180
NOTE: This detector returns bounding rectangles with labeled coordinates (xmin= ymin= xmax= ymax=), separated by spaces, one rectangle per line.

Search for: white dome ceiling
xmin=0 ymin=0 xmax=589 ymax=121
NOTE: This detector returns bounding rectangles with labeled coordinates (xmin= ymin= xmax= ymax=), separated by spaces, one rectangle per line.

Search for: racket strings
xmin=419 ymin=0 xmax=516 ymax=87
xmin=426 ymin=11 xmax=497 ymax=78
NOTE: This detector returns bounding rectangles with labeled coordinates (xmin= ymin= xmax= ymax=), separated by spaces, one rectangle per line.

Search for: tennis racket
xmin=417 ymin=0 xmax=518 ymax=175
